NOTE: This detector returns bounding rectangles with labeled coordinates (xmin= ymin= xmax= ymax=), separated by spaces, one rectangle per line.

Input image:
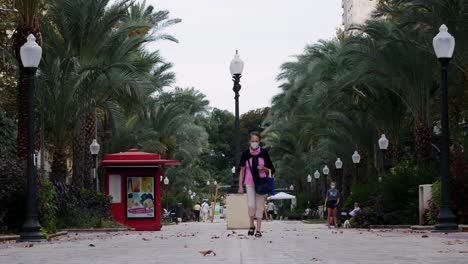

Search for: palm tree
xmin=38 ymin=0 xmax=180 ymax=186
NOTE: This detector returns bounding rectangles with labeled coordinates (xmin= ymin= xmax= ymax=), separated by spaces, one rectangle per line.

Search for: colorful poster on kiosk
xmin=126 ymin=176 xmax=155 ymax=218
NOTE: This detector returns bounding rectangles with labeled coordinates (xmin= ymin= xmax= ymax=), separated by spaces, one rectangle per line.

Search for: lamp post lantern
xmin=378 ymin=134 xmax=389 ymax=172
xmin=19 ymin=34 xmax=44 ymax=241
xmin=229 ymin=51 xmax=244 ymax=193
xmin=433 ymin=25 xmax=458 ymax=232
xmin=314 ymin=170 xmax=320 ymax=208
xmin=164 ymin=177 xmax=169 ymax=211
xmin=90 ymin=139 xmax=100 ymax=191
xmin=307 ymin=174 xmax=312 ymax=209
xmin=335 ymin=158 xmax=343 ymax=196
xmin=352 ymin=150 xmax=361 ymax=186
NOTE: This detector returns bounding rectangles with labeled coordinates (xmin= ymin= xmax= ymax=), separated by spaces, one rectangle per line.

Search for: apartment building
xmin=342 ymin=0 xmax=377 ymax=30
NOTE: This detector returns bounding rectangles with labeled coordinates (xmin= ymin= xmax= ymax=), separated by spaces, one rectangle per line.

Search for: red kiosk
xmin=102 ymin=149 xmax=179 ymax=231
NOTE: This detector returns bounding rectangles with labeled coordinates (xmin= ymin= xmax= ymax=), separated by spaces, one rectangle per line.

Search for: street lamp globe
xmin=314 ymin=170 xmax=320 ymax=179
xmin=206 ymin=180 xmax=210 ymax=186
xmin=289 ymin=185 xmax=294 ymax=191
xmin=188 ymin=189 xmax=193 ymax=195
xmin=352 ymin=150 xmax=361 ymax=164
xmin=232 ymin=166 xmax=236 ymax=174
xmin=335 ymin=158 xmax=343 ymax=169
xmin=160 ymin=175 xmax=163 ymax=182
xmin=90 ymin=139 xmax=100 ymax=155
xmin=20 ymin=34 xmax=42 ymax=67
xmin=163 ymin=177 xmax=169 ymax=185
xmin=229 ymin=50 xmax=244 ymax=76
xmin=214 ymin=180 xmax=218 ymax=186
xmin=323 ymin=165 xmax=330 ymax=175
xmin=307 ymin=174 xmax=312 ymax=183
xmin=378 ymin=134 xmax=389 ymax=150
xmin=433 ymin=24 xmax=455 ymax=59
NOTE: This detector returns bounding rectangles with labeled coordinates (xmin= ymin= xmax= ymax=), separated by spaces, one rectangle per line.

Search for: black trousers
xmin=194 ymin=210 xmax=200 ymax=222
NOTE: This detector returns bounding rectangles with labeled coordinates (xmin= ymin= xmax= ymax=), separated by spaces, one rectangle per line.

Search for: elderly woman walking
xmin=238 ymin=131 xmax=275 ymax=237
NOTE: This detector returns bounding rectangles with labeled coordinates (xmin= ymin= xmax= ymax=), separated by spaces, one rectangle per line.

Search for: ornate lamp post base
xmin=434 ymin=208 xmax=458 ymax=232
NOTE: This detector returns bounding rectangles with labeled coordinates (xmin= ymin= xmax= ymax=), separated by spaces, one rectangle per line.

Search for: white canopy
xmin=267 ymin=192 xmax=296 ymax=200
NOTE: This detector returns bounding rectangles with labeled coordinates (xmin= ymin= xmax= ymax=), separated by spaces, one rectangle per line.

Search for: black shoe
xmin=248 ymin=227 xmax=255 ymax=236
xmin=254 ymin=231 xmax=262 ymax=237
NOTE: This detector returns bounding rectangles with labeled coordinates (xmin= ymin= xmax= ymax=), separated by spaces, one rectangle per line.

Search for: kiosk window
xmin=109 ymin=175 xmax=121 ymax=203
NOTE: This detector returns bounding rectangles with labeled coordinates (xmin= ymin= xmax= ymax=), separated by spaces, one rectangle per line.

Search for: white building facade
xmin=342 ymin=0 xmax=377 ymax=30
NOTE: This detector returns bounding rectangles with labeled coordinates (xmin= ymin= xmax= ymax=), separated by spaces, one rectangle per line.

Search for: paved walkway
xmin=1 ymin=221 xmax=468 ymax=264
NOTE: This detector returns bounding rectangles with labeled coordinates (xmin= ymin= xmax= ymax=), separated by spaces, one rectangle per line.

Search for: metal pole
xmin=20 ymin=68 xmax=43 ymax=241
xmin=92 ymin=154 xmax=98 ymax=192
xmin=435 ymin=58 xmax=458 ymax=231
xmin=315 ymin=179 xmax=319 ymax=209
xmin=166 ymin=188 xmax=169 ymax=211
xmin=307 ymin=181 xmax=310 ymax=208
xmin=40 ymin=84 xmax=45 ymax=174
xmin=231 ymin=74 xmax=241 ymax=193
xmin=354 ymin=165 xmax=358 ymax=186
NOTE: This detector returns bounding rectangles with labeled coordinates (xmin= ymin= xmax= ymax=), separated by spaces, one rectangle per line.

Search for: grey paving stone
xmin=0 ymin=221 xmax=467 ymax=264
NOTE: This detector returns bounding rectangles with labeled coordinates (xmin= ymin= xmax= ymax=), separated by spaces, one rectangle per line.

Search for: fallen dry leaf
xmin=142 ymin=238 xmax=150 ymax=241
xmin=89 ymin=244 xmax=95 ymax=247
xmin=211 ymin=236 xmax=220 ymax=239
xmin=199 ymin=250 xmax=216 ymax=256
xmin=421 ymin=235 xmax=429 ymax=238
xmin=25 ymin=244 xmax=33 ymax=248
xmin=459 ymin=251 xmax=468 ymax=254
xmin=311 ymin=257 xmax=321 ymax=262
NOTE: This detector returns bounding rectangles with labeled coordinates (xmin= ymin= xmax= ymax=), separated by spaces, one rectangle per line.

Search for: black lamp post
xmin=164 ymin=176 xmax=169 ymax=211
xmin=314 ymin=170 xmax=320 ymax=208
xmin=378 ymin=134 xmax=389 ymax=173
xmin=19 ymin=34 xmax=44 ymax=242
xmin=90 ymin=139 xmax=100 ymax=192
xmin=307 ymin=174 xmax=312 ymax=209
xmin=352 ymin=150 xmax=361 ymax=186
xmin=229 ymin=51 xmax=244 ymax=193
xmin=433 ymin=25 xmax=458 ymax=232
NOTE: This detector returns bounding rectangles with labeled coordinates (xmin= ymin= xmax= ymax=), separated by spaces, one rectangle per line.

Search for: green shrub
xmin=54 ymin=183 xmax=112 ymax=228
xmin=431 ymin=180 xmax=441 ymax=208
xmin=348 ymin=159 xmax=437 ymax=226
xmin=38 ymin=179 xmax=57 ymax=233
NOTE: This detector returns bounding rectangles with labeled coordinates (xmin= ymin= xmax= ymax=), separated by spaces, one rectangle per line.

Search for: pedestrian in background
xmin=324 ymin=181 xmax=340 ymax=227
xmin=193 ymin=202 xmax=201 ymax=222
xmin=201 ymin=201 xmax=210 ymax=222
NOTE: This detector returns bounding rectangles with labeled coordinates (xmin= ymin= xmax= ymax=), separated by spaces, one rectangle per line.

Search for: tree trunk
xmin=103 ymin=112 xmax=112 ymax=155
xmin=414 ymin=115 xmax=432 ymax=163
xmin=72 ymin=112 xmax=95 ymax=189
xmin=13 ymin=28 xmax=41 ymax=175
xmin=50 ymin=141 xmax=68 ymax=183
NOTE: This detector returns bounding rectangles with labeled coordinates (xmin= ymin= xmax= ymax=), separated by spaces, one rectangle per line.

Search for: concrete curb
xmin=49 ymin=231 xmax=68 ymax=238
xmin=301 ymin=220 xmax=327 ymax=224
xmin=369 ymin=225 xmax=411 ymax=229
xmin=0 ymin=235 xmax=20 ymax=242
xmin=0 ymin=231 xmax=68 ymax=242
xmin=63 ymin=228 xmax=134 ymax=232
xmin=411 ymin=225 xmax=434 ymax=230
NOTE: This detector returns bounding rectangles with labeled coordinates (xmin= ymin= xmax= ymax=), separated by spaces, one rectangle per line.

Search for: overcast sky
xmin=145 ymin=0 xmax=342 ymax=114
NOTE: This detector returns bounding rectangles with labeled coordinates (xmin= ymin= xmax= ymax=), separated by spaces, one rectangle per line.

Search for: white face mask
xmin=331 ymin=185 xmax=336 ymax=189
xmin=250 ymin=142 xmax=259 ymax=149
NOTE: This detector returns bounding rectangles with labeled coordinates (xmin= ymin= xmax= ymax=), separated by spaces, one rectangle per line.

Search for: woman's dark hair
xmin=249 ymin=131 xmax=261 ymax=140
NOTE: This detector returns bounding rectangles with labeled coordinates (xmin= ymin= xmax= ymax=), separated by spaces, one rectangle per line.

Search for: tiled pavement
xmin=1 ymin=220 xmax=468 ymax=264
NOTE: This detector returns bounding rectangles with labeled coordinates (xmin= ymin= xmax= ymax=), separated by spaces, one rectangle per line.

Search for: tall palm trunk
xmin=414 ymin=114 xmax=432 ymax=163
xmin=72 ymin=112 xmax=95 ymax=189
xmin=50 ymin=141 xmax=67 ymax=183
xmin=13 ymin=27 xmax=41 ymax=174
